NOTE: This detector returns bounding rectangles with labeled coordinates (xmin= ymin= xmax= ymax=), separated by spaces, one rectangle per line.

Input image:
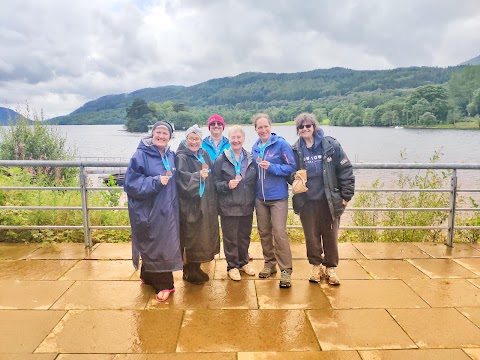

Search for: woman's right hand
xmin=294 ymin=172 xmax=302 ymax=180
xmin=160 ymin=176 xmax=170 ymax=186
xmin=229 ymin=179 xmax=240 ymax=189
xmin=200 ymin=168 xmax=209 ymax=180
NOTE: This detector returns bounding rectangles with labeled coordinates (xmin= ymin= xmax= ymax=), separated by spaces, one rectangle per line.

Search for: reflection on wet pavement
xmin=0 ymin=241 xmax=479 ymax=358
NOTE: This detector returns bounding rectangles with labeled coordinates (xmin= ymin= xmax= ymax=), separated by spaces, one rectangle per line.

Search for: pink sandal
xmin=155 ymin=288 xmax=175 ymax=302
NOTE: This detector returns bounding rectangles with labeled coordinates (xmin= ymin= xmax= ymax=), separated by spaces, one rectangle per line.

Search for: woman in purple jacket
xmin=124 ymin=121 xmax=182 ymax=302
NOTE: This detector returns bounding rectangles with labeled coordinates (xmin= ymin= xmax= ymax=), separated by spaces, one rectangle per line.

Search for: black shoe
xmin=183 ymin=264 xmax=206 ymax=285
xmin=193 ymin=263 xmax=210 ymax=281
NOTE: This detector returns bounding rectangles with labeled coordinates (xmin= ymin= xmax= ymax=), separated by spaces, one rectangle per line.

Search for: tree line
xmin=51 ymin=65 xmax=480 ymax=130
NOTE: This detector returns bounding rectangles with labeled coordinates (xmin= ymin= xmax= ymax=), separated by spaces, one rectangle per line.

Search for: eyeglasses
xmin=210 ymin=122 xmax=223 ymax=127
xmin=297 ymin=124 xmax=312 ymax=130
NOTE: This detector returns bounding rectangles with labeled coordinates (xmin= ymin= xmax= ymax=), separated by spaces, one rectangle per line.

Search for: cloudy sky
xmin=1 ymin=0 xmax=480 ymax=118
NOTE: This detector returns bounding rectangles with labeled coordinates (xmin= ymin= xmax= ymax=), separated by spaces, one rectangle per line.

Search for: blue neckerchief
xmin=161 ymin=152 xmax=172 ymax=178
xmin=194 ymin=151 xmax=207 ymax=197
xmin=230 ymin=149 xmax=243 ymax=176
xmin=257 ymin=136 xmax=271 ymax=161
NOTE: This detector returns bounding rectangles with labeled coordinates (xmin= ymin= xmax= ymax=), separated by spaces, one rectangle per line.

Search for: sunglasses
xmin=210 ymin=122 xmax=223 ymax=127
xmin=297 ymin=124 xmax=312 ymax=130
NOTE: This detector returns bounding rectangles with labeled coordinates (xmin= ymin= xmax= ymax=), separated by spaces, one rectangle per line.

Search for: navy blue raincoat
xmin=124 ymin=138 xmax=183 ymax=273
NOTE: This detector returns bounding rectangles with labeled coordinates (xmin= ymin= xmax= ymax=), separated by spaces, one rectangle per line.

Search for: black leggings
xmin=140 ymin=265 xmax=174 ymax=293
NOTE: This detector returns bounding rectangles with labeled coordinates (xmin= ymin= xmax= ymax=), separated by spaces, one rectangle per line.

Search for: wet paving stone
xmin=454 ymin=258 xmax=480 ymax=275
xmin=463 ymin=349 xmax=480 ymax=360
xmin=338 ymin=243 xmax=366 ymax=259
xmin=56 ymin=354 xmax=233 ymax=360
xmin=0 ymin=355 xmax=58 ymax=360
xmin=176 ymin=309 xmax=319 ymax=352
xmin=405 ymin=279 xmax=480 ymax=307
xmin=321 ymin=280 xmax=429 ymax=309
xmin=414 ymin=243 xmax=480 ymax=258
xmin=237 ymin=351 xmax=362 ymax=359
xmin=358 ymin=349 xmax=472 ymax=359
xmin=407 ymin=258 xmax=478 ymax=278
xmin=352 ymin=243 xmax=431 ymax=259
xmin=0 ymin=243 xmax=40 ymax=260
xmin=308 ymin=309 xmax=416 ymax=350
xmin=146 ymin=279 xmax=258 ymax=310
xmin=457 ymin=307 xmax=480 ymax=328
xmin=255 ymin=280 xmax=331 ymax=309
xmin=0 ymin=260 xmax=78 ymax=280
xmin=388 ymin=308 xmax=480 ymax=348
xmin=36 ymin=310 xmax=184 ymax=353
xmin=51 ymin=281 xmax=152 ymax=310
xmin=87 ymin=243 xmax=131 ymax=259
xmin=0 ymin=280 xmax=73 ymax=309
xmin=26 ymin=243 xmax=94 ymax=260
xmin=357 ymin=259 xmax=429 ymax=280
xmin=61 ymin=260 xmax=135 ymax=280
xmin=0 ymin=309 xmax=66 ymax=353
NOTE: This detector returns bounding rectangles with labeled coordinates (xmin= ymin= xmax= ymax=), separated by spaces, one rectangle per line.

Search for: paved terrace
xmin=1 ymin=241 xmax=480 ymax=360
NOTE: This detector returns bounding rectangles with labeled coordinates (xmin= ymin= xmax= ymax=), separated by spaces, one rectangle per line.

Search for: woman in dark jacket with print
xmin=124 ymin=121 xmax=182 ymax=302
xmin=213 ymin=125 xmax=257 ymax=281
xmin=176 ymin=124 xmax=220 ymax=285
xmin=291 ymin=113 xmax=355 ymax=286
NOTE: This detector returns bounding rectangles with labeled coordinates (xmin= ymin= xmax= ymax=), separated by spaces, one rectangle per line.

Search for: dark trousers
xmin=299 ymin=196 xmax=340 ymax=268
xmin=221 ymin=214 xmax=253 ymax=271
xmin=140 ymin=265 xmax=174 ymax=293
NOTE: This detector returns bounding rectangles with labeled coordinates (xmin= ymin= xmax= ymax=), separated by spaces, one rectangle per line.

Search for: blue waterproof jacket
xmin=124 ymin=138 xmax=183 ymax=273
xmin=201 ymin=136 xmax=230 ymax=162
xmin=252 ymin=133 xmax=297 ymax=201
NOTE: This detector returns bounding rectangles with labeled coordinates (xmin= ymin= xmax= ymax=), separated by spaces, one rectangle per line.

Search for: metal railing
xmin=0 ymin=160 xmax=479 ymax=248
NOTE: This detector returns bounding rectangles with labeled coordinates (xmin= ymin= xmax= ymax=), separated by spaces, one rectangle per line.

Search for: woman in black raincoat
xmin=176 ymin=124 xmax=220 ymax=285
xmin=124 ymin=121 xmax=182 ymax=302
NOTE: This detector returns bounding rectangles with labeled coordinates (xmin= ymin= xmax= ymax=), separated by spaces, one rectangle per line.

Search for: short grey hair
xmin=228 ymin=125 xmax=245 ymax=138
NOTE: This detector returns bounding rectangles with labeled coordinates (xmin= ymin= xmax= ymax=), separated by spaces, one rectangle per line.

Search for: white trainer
xmin=240 ymin=264 xmax=256 ymax=276
xmin=228 ymin=268 xmax=241 ymax=281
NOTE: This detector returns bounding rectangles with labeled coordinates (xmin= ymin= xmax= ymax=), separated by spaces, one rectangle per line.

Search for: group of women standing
xmin=124 ymin=113 xmax=355 ymax=302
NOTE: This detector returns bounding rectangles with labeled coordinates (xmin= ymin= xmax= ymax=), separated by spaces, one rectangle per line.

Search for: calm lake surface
xmin=54 ymin=124 xmax=480 ymax=188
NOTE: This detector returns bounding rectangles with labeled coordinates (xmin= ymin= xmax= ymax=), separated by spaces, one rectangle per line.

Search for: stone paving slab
xmin=405 ymin=279 xmax=480 ymax=307
xmin=307 ymin=309 xmax=417 ymax=350
xmin=60 ymin=260 xmax=135 ymax=280
xmin=388 ymin=308 xmax=480 ymax=348
xmin=0 ymin=243 xmax=40 ymax=260
xmin=352 ymin=243 xmax=431 ymax=259
xmin=358 ymin=349 xmax=472 ymax=359
xmin=36 ymin=310 xmax=184 ymax=354
xmin=357 ymin=259 xmax=429 ymax=280
xmin=176 ymin=309 xmax=319 ymax=352
xmin=0 ymin=280 xmax=73 ymax=309
xmin=407 ymin=258 xmax=478 ymax=278
xmin=415 ymin=242 xmax=480 ymax=258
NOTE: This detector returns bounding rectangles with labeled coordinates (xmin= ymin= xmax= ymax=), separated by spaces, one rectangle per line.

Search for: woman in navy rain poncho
xmin=124 ymin=121 xmax=182 ymax=302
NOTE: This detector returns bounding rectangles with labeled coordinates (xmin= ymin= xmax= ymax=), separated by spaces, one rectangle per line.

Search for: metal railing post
xmin=447 ymin=169 xmax=458 ymax=247
xmin=79 ymin=165 xmax=92 ymax=248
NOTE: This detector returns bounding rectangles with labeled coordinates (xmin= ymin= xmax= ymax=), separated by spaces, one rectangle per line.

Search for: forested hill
xmin=48 ymin=66 xmax=459 ymax=125
xmin=0 ymin=107 xmax=28 ymax=125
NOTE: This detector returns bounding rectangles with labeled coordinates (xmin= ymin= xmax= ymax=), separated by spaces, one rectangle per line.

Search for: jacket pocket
xmin=332 ymin=188 xmax=345 ymax=217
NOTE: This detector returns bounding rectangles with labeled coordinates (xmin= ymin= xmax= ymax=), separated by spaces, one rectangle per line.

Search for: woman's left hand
xmin=259 ymin=160 xmax=270 ymax=170
xmin=342 ymin=199 xmax=348 ymax=206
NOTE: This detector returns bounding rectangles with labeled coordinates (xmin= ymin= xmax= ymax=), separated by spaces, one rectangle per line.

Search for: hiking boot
xmin=279 ymin=269 xmax=292 ymax=288
xmin=240 ymin=264 xmax=256 ymax=276
xmin=325 ymin=267 xmax=340 ymax=285
xmin=183 ymin=264 xmax=206 ymax=285
xmin=193 ymin=263 xmax=210 ymax=281
xmin=309 ymin=264 xmax=326 ymax=283
xmin=258 ymin=266 xmax=277 ymax=278
xmin=228 ymin=268 xmax=241 ymax=281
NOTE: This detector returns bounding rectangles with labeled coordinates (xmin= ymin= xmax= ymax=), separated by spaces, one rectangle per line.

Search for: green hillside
xmin=48 ymin=66 xmax=459 ymax=125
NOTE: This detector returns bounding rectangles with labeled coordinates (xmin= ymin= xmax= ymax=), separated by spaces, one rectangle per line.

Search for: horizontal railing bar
xmin=88 ymin=207 xmax=128 ymax=211
xmin=355 ymin=189 xmax=449 ymax=193
xmin=338 ymin=226 xmax=449 ymax=230
xmin=345 ymin=207 xmax=450 ymax=211
xmin=0 ymin=186 xmax=80 ymax=191
xmin=455 ymin=226 xmax=480 ymax=230
xmin=90 ymin=226 xmax=131 ymax=229
xmin=0 ymin=225 xmax=83 ymax=229
xmin=87 ymin=187 xmax=123 ymax=191
xmin=0 ymin=206 xmax=81 ymax=210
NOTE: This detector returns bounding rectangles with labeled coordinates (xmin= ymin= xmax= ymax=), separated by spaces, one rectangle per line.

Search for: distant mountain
xmin=0 ymin=107 xmax=26 ymax=125
xmin=459 ymin=54 xmax=480 ymax=65
xmin=48 ymin=66 xmax=460 ymax=125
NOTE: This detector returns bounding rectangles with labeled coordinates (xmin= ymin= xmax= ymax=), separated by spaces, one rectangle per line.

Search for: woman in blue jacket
xmin=124 ymin=121 xmax=182 ymax=302
xmin=252 ymin=113 xmax=297 ymax=288
xmin=201 ymin=114 xmax=230 ymax=162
